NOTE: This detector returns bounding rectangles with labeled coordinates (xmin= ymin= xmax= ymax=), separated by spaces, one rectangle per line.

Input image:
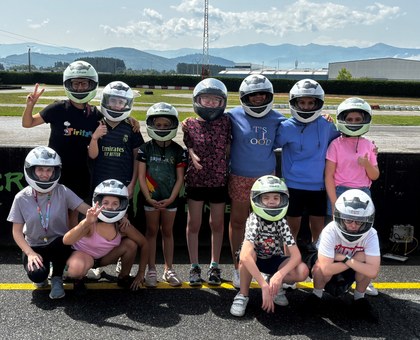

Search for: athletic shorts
xmin=185 ymin=186 xmax=228 ymax=204
xmin=287 ymin=188 xmax=327 ymax=217
xmin=256 ymin=255 xmax=289 ymax=276
xmin=228 ymin=174 xmax=258 ymax=202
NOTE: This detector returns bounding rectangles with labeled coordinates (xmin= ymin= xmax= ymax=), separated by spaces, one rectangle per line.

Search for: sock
xmin=354 ymin=290 xmax=365 ymax=300
xmin=210 ymin=262 xmax=218 ymax=268
xmin=313 ymin=288 xmax=323 ymax=298
xmin=191 ymin=263 xmax=200 ymax=269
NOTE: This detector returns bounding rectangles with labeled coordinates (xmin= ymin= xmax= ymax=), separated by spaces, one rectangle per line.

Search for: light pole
xmin=28 ymin=47 xmax=32 ymax=72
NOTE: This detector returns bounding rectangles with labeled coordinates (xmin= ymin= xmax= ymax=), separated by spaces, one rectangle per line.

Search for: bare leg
xmin=229 ymin=200 xmax=249 ymax=268
xmin=209 ymin=202 xmax=225 ymax=264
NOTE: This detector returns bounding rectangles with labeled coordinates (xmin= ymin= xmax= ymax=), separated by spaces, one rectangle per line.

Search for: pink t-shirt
xmin=326 ymin=136 xmax=377 ymax=188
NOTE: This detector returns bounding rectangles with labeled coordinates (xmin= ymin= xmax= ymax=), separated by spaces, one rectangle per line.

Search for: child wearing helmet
xmin=230 ymin=176 xmax=309 ymax=317
xmin=325 ymin=97 xmax=380 ymax=296
xmin=89 ymin=81 xmax=144 ymax=200
xmin=7 ymin=146 xmax=90 ymax=300
xmin=138 ymin=102 xmax=187 ymax=287
xmin=305 ymin=189 xmax=380 ymax=323
xmin=182 ymin=78 xmax=231 ymax=286
xmin=228 ymin=74 xmax=286 ymax=288
xmin=275 ymin=78 xmax=340 ymax=252
xmin=22 ymin=61 xmax=102 ymax=228
xmin=63 ymin=179 xmax=149 ymax=292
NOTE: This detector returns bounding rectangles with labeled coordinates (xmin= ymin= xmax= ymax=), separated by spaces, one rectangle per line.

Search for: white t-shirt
xmin=317 ymin=221 xmax=380 ymax=258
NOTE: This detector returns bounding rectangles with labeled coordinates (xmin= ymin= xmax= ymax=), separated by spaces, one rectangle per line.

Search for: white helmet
xmin=334 ymin=189 xmax=375 ymax=243
xmin=93 ymin=179 xmax=129 ymax=223
xmin=250 ymin=175 xmax=289 ymax=222
xmin=337 ymin=97 xmax=372 ymax=136
xmin=100 ymin=81 xmax=134 ymax=122
xmin=193 ymin=78 xmax=227 ymax=121
xmin=289 ymin=79 xmax=324 ymax=123
xmin=146 ymin=102 xmax=179 ymax=142
xmin=239 ymin=75 xmax=274 ymax=118
xmin=24 ymin=146 xmax=61 ymax=193
xmin=63 ymin=61 xmax=98 ymax=104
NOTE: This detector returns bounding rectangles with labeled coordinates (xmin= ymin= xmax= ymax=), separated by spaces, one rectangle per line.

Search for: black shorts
xmin=287 ymin=188 xmax=327 ymax=217
xmin=185 ymin=186 xmax=228 ymax=204
xmin=256 ymin=255 xmax=289 ymax=275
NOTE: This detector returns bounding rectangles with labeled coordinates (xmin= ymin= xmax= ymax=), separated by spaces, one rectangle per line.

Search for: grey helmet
xmin=239 ymin=75 xmax=274 ymax=118
xmin=289 ymin=79 xmax=324 ymax=123
xmin=24 ymin=146 xmax=61 ymax=193
xmin=146 ymin=102 xmax=179 ymax=141
xmin=193 ymin=78 xmax=227 ymax=121
xmin=337 ymin=97 xmax=372 ymax=136
xmin=100 ymin=81 xmax=134 ymax=122
xmin=63 ymin=60 xmax=98 ymax=104
xmin=93 ymin=179 xmax=129 ymax=223
xmin=334 ymin=189 xmax=375 ymax=243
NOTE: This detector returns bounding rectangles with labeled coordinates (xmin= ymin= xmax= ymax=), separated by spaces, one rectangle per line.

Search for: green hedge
xmin=1 ymin=72 xmax=420 ymax=97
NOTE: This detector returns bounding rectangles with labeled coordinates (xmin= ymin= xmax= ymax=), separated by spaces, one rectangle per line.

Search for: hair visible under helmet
xmin=336 ymin=97 xmax=372 ymax=136
xmin=92 ymin=179 xmax=129 ymax=223
xmin=100 ymin=81 xmax=134 ymax=122
xmin=146 ymin=102 xmax=179 ymax=142
xmin=250 ymin=175 xmax=289 ymax=222
xmin=289 ymin=78 xmax=324 ymax=123
xmin=193 ymin=78 xmax=227 ymax=121
xmin=24 ymin=146 xmax=62 ymax=193
xmin=63 ymin=60 xmax=98 ymax=104
xmin=333 ymin=189 xmax=375 ymax=243
xmin=239 ymin=75 xmax=274 ymax=118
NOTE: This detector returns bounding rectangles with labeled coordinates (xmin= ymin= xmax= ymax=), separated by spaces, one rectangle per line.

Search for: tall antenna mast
xmin=201 ymin=0 xmax=210 ymax=79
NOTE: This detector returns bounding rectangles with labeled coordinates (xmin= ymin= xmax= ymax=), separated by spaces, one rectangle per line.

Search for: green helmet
xmin=250 ymin=175 xmax=289 ymax=222
xmin=336 ymin=97 xmax=372 ymax=136
xmin=146 ymin=102 xmax=179 ymax=141
xmin=63 ymin=61 xmax=98 ymax=104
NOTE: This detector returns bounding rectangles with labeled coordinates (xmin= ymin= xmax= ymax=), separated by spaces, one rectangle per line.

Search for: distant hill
xmin=1 ymin=42 xmax=420 ymax=71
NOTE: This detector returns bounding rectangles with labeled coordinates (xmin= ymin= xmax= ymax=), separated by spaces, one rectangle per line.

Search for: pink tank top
xmin=73 ymin=223 xmax=122 ymax=259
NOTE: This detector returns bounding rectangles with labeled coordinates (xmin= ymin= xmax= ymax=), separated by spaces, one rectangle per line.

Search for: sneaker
xmin=145 ymin=268 xmax=158 ymax=288
xmin=162 ymin=269 xmax=182 ymax=287
xmin=189 ymin=266 xmax=202 ymax=286
xmin=351 ymin=298 xmax=379 ymax=323
xmin=49 ymin=276 xmax=65 ymax=299
xmin=86 ymin=267 xmax=103 ymax=280
xmin=115 ymin=258 xmax=122 ymax=274
xmin=365 ymin=281 xmax=379 ymax=296
xmin=117 ymin=275 xmax=135 ymax=289
xmin=232 ymin=269 xmax=240 ymax=289
xmin=34 ymin=279 xmax=48 ymax=288
xmin=261 ymin=272 xmax=271 ymax=283
xmin=282 ymin=282 xmax=297 ymax=290
xmin=207 ymin=266 xmax=222 ymax=286
xmin=273 ymin=288 xmax=289 ymax=306
xmin=73 ymin=278 xmax=87 ymax=296
xmin=230 ymin=293 xmax=249 ymax=317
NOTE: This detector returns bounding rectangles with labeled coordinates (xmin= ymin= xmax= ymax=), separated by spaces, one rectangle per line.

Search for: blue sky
xmin=0 ymin=0 xmax=417 ymax=52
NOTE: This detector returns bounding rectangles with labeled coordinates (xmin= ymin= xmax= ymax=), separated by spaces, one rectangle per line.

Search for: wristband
xmin=342 ymin=254 xmax=351 ymax=264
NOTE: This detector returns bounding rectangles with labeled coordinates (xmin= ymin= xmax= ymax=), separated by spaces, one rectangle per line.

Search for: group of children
xmin=8 ymin=60 xmax=381 ymax=322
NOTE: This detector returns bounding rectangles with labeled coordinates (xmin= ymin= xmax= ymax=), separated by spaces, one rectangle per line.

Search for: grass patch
xmin=1 ymin=86 xmax=420 ymax=125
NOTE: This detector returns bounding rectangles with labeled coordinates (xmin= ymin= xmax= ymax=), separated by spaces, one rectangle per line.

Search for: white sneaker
xmin=365 ymin=281 xmax=379 ymax=296
xmin=261 ymin=272 xmax=271 ymax=282
xmin=115 ymin=258 xmax=122 ymax=274
xmin=230 ymin=293 xmax=249 ymax=317
xmin=232 ymin=269 xmax=240 ymax=289
xmin=282 ymin=282 xmax=297 ymax=290
xmin=86 ymin=267 xmax=103 ymax=280
xmin=145 ymin=268 xmax=158 ymax=287
xmin=273 ymin=288 xmax=289 ymax=306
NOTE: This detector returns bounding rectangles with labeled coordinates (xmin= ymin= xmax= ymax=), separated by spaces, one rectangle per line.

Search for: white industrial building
xmin=328 ymin=58 xmax=420 ymax=81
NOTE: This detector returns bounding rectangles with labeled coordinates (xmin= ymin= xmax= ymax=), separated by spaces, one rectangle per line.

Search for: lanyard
xmin=33 ymin=190 xmax=51 ymax=238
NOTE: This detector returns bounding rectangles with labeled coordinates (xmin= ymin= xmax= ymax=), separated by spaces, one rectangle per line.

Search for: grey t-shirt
xmin=7 ymin=184 xmax=83 ymax=246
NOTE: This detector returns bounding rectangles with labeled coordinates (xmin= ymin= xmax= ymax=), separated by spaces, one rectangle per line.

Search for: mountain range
xmin=1 ymin=42 xmax=420 ymax=71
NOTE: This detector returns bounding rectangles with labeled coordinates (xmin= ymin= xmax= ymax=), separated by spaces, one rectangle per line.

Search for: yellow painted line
xmin=1 ymin=281 xmax=420 ymax=290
